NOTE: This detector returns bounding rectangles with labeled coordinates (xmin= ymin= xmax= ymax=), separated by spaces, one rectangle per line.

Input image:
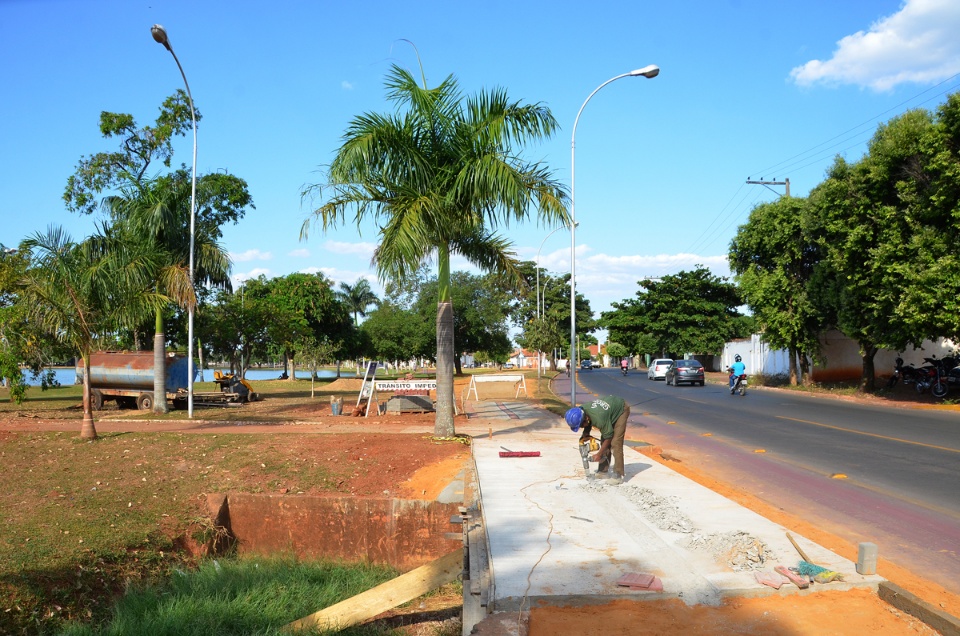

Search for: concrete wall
xmin=722 ymin=331 xmax=956 ymax=382
xmin=218 ymin=493 xmax=461 ymax=572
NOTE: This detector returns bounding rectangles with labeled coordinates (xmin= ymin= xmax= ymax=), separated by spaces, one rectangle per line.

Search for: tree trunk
xmin=434 ymin=246 xmax=455 ymax=437
xmin=860 ymin=342 xmax=878 ymax=392
xmin=80 ymin=352 xmax=97 ymax=440
xmin=435 ymin=300 xmax=456 ymax=437
xmin=788 ymin=347 xmax=799 ymax=386
xmin=153 ymin=311 xmax=168 ymax=414
xmin=799 ymin=351 xmax=811 ymax=386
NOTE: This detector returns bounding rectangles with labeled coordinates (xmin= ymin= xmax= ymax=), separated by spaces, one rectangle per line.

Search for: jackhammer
xmin=579 ymin=436 xmax=600 ymax=478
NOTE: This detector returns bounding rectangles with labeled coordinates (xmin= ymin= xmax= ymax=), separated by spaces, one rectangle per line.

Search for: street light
xmin=152 ymin=24 xmax=198 ymax=418
xmin=570 ymin=65 xmax=659 ymax=408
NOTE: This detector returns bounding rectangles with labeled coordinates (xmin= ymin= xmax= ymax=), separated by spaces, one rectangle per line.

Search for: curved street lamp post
xmin=151 ymin=24 xmax=198 ymax=418
xmin=570 ymin=65 xmax=659 ymax=407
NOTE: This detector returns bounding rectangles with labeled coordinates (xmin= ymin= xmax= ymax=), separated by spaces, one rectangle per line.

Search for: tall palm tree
xmin=336 ymin=278 xmax=381 ymax=326
xmin=103 ymin=173 xmax=232 ymax=413
xmin=302 ymin=64 xmax=568 ymax=436
xmin=19 ymin=226 xmax=165 ymax=438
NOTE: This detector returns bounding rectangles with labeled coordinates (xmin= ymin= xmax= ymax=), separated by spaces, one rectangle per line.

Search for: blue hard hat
xmin=565 ymin=407 xmax=584 ymax=432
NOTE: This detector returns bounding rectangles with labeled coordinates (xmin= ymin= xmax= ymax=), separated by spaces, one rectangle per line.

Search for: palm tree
xmin=103 ymin=173 xmax=232 ymax=413
xmin=19 ymin=226 xmax=164 ymax=438
xmin=302 ymin=63 xmax=568 ymax=436
xmin=336 ymin=278 xmax=381 ymax=326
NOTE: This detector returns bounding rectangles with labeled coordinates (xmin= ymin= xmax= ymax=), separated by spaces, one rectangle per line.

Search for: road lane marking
xmin=776 ymin=416 xmax=960 ymax=454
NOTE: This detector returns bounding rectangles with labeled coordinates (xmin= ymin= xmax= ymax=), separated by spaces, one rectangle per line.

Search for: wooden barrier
xmin=464 ymin=373 xmax=527 ymax=400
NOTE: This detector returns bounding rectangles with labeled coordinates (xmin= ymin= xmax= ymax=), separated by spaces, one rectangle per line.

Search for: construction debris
xmin=680 ymin=531 xmax=774 ymax=572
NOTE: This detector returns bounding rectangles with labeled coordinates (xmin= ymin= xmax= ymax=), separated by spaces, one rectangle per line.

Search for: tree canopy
xmin=601 ymin=267 xmax=748 ymax=358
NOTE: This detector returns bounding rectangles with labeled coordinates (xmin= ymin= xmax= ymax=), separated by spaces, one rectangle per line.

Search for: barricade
xmin=464 ymin=374 xmax=528 ymax=401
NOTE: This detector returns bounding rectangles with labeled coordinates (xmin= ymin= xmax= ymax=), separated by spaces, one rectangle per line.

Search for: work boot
xmin=602 ymin=474 xmax=623 ymax=485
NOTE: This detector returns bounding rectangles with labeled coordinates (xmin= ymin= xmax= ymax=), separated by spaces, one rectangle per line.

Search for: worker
xmin=565 ymin=395 xmax=630 ymax=484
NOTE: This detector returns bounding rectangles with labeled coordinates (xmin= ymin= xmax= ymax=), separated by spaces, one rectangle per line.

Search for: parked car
xmin=580 ymin=359 xmax=593 ymax=371
xmin=503 ymin=363 xmax=515 ymax=369
xmin=591 ymin=360 xmax=601 ymax=368
xmin=665 ymin=359 xmax=705 ymax=386
xmin=646 ymin=358 xmax=674 ymax=380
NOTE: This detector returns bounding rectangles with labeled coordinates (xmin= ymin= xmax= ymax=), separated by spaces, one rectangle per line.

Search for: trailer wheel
xmin=90 ymin=389 xmax=104 ymax=411
xmin=136 ymin=393 xmax=154 ymax=411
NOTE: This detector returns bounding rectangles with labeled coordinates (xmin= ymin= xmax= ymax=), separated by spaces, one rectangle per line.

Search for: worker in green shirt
xmin=565 ymin=395 xmax=630 ymax=484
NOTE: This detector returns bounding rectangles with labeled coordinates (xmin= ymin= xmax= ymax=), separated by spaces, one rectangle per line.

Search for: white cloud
xmin=288 ymin=248 xmax=310 ymax=258
xmin=790 ymin=0 xmax=960 ymax=91
xmin=323 ymin=240 xmax=378 ymax=259
xmin=342 ymin=80 xmax=354 ymax=91
xmin=232 ymin=268 xmax=272 ymax=286
xmin=231 ymin=249 xmax=273 ymax=263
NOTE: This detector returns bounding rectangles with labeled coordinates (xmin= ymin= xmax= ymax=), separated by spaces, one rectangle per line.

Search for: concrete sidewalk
xmin=460 ymin=400 xmax=883 ymax=626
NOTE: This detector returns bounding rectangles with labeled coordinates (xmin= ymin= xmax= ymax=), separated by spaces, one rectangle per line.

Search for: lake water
xmin=24 ymin=367 xmax=358 ymax=387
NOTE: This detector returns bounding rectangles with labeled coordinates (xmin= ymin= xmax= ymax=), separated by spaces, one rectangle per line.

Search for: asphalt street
xmin=563 ymin=368 xmax=960 ymax=595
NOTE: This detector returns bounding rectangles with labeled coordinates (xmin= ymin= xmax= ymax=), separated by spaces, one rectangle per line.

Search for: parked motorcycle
xmin=886 ymin=357 xmax=921 ymax=389
xmin=733 ymin=374 xmax=748 ymax=396
xmin=915 ymin=357 xmax=949 ymax=399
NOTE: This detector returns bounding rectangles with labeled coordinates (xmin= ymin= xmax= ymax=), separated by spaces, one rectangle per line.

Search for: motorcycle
xmin=886 ymin=357 xmax=920 ymax=389
xmin=732 ymin=374 xmax=748 ymax=396
xmin=915 ymin=356 xmax=949 ymax=399
xmin=621 ymin=366 xmax=628 ymax=376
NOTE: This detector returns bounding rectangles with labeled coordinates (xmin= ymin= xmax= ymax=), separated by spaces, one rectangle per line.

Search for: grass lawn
xmin=0 ymin=371 xmax=491 ymax=635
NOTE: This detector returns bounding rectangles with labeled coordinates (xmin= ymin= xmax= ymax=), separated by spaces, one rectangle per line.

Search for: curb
xmin=879 ymin=581 xmax=960 ymax=636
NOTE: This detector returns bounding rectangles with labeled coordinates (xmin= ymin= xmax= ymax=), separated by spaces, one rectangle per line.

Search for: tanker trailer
xmin=77 ymin=351 xmax=194 ymax=411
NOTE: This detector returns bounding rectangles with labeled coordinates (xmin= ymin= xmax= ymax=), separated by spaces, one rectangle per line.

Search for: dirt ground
xmin=3 ymin=376 xmax=958 ymax=635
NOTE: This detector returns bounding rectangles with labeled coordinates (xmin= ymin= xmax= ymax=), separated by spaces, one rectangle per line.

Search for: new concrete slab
xmin=467 ymin=401 xmax=884 ymax=612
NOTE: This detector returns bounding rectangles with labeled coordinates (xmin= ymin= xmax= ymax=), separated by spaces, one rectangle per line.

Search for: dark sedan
xmin=665 ymin=359 xmax=705 ymax=386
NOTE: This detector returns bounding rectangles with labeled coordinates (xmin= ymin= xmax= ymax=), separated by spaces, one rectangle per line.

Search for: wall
xmin=217 ymin=493 xmax=462 ymax=572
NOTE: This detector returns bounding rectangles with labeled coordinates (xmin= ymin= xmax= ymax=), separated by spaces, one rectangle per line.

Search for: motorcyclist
xmin=728 ymin=354 xmax=746 ymax=392
xmin=620 ymin=358 xmax=629 ymax=373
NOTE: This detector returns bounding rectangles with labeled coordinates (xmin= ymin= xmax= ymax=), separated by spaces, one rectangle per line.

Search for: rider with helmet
xmin=565 ymin=395 xmax=630 ymax=484
xmin=728 ymin=354 xmax=746 ymax=391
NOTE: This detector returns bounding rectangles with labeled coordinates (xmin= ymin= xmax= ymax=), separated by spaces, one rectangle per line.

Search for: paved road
xmin=563 ymin=368 xmax=960 ymax=595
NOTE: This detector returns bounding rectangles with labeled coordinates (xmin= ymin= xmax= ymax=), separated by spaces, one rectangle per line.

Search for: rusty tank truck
xmin=78 ymin=351 xmax=258 ymax=410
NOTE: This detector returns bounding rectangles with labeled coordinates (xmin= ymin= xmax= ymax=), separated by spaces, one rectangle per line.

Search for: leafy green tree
xmin=64 ymin=91 xmax=197 ymax=216
xmin=336 ymin=278 xmax=381 ymax=326
xmin=67 ymin=95 xmax=253 ymax=412
xmin=19 ymin=227 xmax=165 ymax=438
xmin=606 ymin=342 xmax=629 ymax=362
xmin=199 ymin=285 xmax=274 ymax=378
xmin=806 ymin=98 xmax=960 ymax=389
xmin=601 ymin=267 xmax=747 ymax=357
xmin=729 ymin=196 xmax=823 ymax=385
xmin=301 ymin=63 xmax=568 ymax=436
xmin=360 ymin=301 xmax=432 ymax=364
xmin=413 ymin=272 xmax=513 ymax=374
xmin=259 ymin=273 xmax=355 ymax=380
xmin=103 ymin=172 xmax=240 ymax=411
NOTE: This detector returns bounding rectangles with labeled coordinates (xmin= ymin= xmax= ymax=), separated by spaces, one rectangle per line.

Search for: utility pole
xmin=746 ymin=177 xmax=790 ymax=198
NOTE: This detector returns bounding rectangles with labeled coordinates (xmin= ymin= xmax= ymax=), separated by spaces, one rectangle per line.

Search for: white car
xmin=647 ymin=358 xmax=674 ymax=380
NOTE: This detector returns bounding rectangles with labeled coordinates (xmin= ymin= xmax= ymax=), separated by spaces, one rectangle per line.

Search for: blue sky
xmin=3 ymin=0 xmax=960 ymax=344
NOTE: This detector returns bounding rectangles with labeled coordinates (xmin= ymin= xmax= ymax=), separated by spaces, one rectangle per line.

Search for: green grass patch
xmin=58 ymin=556 xmax=405 ymax=636
xmin=0 ymin=431 xmax=341 ymax=634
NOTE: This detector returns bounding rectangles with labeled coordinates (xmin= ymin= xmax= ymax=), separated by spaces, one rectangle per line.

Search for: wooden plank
xmin=284 ymin=550 xmax=463 ymax=633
